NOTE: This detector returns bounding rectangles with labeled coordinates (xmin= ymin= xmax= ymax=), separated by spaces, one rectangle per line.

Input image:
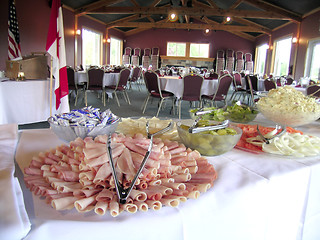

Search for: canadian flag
xmin=46 ymin=0 xmax=69 ymax=112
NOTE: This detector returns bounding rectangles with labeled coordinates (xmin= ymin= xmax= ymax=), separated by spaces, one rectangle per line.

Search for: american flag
xmin=8 ymin=0 xmax=22 ymax=60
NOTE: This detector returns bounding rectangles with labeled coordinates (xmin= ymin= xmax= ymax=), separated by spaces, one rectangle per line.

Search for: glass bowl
xmin=256 ymin=86 xmax=320 ymax=127
xmin=225 ymin=104 xmax=259 ymax=123
xmin=177 ymin=119 xmax=242 ymax=156
xmin=257 ymin=104 xmax=320 ymax=127
xmin=48 ymin=116 xmax=120 ymax=142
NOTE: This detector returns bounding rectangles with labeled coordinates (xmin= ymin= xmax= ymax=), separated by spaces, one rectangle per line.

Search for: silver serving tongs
xmin=256 ymin=124 xmax=286 ymax=144
xmin=189 ymin=119 xmax=229 ymax=133
xmin=106 ymin=121 xmax=173 ymax=204
xmin=189 ymin=108 xmax=229 ymax=133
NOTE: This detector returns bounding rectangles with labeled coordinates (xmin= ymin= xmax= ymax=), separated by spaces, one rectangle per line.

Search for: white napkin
xmin=0 ymin=124 xmax=31 ymax=240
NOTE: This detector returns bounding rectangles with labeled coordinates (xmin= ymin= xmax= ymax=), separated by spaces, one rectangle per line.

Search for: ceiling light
xmin=205 ymin=29 xmax=210 ymax=34
xmin=169 ymin=12 xmax=178 ymax=22
xmin=225 ymin=16 xmax=231 ymax=23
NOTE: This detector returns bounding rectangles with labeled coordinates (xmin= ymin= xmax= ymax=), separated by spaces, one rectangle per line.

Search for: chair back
xmin=144 ymin=48 xmax=151 ymax=56
xmin=124 ymin=47 xmax=132 ymax=56
xmin=232 ymin=72 xmax=242 ymax=87
xmin=209 ymin=72 xmax=219 ymax=79
xmin=236 ymin=51 xmax=243 ymax=60
xmin=226 ymin=49 xmax=234 ymax=58
xmin=67 ymin=66 xmax=76 ymax=90
xmin=144 ymin=71 xmax=163 ymax=96
xmin=307 ymin=84 xmax=320 ymax=98
xmin=245 ymin=53 xmax=252 ymax=61
xmin=182 ymin=74 xmax=204 ymax=101
xmin=87 ymin=68 xmax=104 ymax=90
xmin=285 ymin=77 xmax=294 ymax=85
xmin=131 ymin=67 xmax=142 ymax=82
xmin=117 ymin=68 xmax=131 ymax=87
xmin=264 ymin=79 xmax=277 ymax=91
xmin=245 ymin=75 xmax=258 ymax=91
xmin=217 ymin=50 xmax=225 ymax=58
xmin=213 ymin=74 xmax=233 ymax=99
xmin=133 ymin=48 xmax=141 ymax=56
xmin=152 ymin=47 xmax=159 ymax=56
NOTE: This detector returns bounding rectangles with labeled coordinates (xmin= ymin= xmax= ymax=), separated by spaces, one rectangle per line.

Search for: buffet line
xmin=2 ymin=86 xmax=320 ymax=240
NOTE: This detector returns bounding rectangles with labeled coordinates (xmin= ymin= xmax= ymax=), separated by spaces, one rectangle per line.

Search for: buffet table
xmin=0 ymin=114 xmax=318 ymax=240
xmin=0 ymin=78 xmax=60 ymax=125
xmin=159 ymin=76 xmax=219 ymax=99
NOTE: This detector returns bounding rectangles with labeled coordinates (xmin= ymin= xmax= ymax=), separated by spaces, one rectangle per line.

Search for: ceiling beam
xmin=151 ymin=0 xmax=162 ymax=7
xmin=109 ymin=21 xmax=269 ymax=33
xmin=242 ymin=0 xmax=302 ymax=22
xmin=205 ymin=0 xmax=219 ymax=8
xmin=229 ymin=0 xmax=243 ymax=9
xmin=87 ymin=6 xmax=291 ymax=20
xmin=75 ymin=0 xmax=125 ymax=15
xmin=130 ymin=0 xmax=139 ymax=7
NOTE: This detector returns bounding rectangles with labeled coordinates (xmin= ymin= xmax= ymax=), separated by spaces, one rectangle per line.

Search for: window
xmin=110 ymin=37 xmax=122 ymax=66
xmin=167 ymin=42 xmax=186 ymax=57
xmin=189 ymin=43 xmax=209 ymax=58
xmin=255 ymin=43 xmax=268 ymax=76
xmin=272 ymin=36 xmax=292 ymax=76
xmin=305 ymin=38 xmax=320 ymax=81
xmin=82 ymin=28 xmax=102 ymax=67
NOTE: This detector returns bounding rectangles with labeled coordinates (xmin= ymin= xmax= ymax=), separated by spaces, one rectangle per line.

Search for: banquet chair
xmin=230 ymin=72 xmax=246 ymax=102
xmin=202 ymin=74 xmax=233 ymax=107
xmin=306 ymin=84 xmax=320 ymax=98
xmin=245 ymin=75 xmax=260 ymax=106
xmin=106 ymin=68 xmax=131 ymax=107
xmin=67 ymin=66 xmax=84 ymax=106
xmin=264 ymin=78 xmax=277 ymax=91
xmin=178 ymin=74 xmax=204 ymax=119
xmin=85 ymin=68 xmax=105 ymax=106
xmin=285 ymin=76 xmax=294 ymax=85
xmin=142 ymin=70 xmax=175 ymax=117
xmin=129 ymin=66 xmax=142 ymax=90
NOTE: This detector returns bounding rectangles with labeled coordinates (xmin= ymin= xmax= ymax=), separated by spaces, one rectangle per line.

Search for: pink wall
xmin=124 ymin=28 xmax=255 ymax=59
xmin=255 ymin=10 xmax=320 ymax=79
xmin=0 ymin=0 xmax=121 ymax=70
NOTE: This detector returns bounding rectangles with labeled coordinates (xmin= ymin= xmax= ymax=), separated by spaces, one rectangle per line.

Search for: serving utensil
xmin=189 ymin=108 xmax=230 ymax=133
xmin=106 ymin=121 xmax=173 ymax=204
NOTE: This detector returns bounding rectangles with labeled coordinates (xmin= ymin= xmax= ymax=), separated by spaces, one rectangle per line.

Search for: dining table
xmin=1 ymin=113 xmax=320 ymax=240
xmin=159 ymin=76 xmax=219 ymax=99
xmin=0 ymin=78 xmax=61 ymax=125
xmin=75 ymin=71 xmax=120 ymax=87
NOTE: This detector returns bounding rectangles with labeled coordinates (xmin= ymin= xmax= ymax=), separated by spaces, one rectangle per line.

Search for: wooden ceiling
xmin=61 ymin=0 xmax=320 ymax=41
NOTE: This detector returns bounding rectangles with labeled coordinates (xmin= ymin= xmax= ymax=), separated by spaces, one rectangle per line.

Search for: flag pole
xmin=49 ymin=56 xmax=53 ymax=116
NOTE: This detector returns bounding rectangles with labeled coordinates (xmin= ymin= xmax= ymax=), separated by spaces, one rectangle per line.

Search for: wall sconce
xmin=75 ymin=29 xmax=81 ymax=35
xmin=205 ymin=29 xmax=210 ymax=34
xmin=107 ymin=38 xmax=111 ymax=43
xmin=292 ymin=37 xmax=298 ymax=43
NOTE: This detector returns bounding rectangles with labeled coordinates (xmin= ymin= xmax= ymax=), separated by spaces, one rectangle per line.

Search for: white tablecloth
xmin=0 ymin=124 xmax=31 ymax=240
xmin=10 ymin=115 xmax=320 ymax=240
xmin=75 ymin=72 xmax=120 ymax=87
xmin=0 ymin=79 xmax=61 ymax=125
xmin=159 ymin=76 xmax=219 ymax=99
